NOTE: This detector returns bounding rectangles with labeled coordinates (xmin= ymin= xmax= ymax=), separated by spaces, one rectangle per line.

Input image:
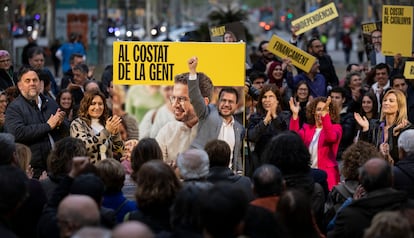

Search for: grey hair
xmin=398 ymin=129 xmax=414 ymax=155
xmin=176 ymin=149 xmax=209 ymax=180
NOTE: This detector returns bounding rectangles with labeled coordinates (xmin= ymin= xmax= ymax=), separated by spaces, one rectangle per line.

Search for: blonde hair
xmin=15 ymin=143 xmax=32 ymax=171
xmin=380 ymin=89 xmax=407 ymax=125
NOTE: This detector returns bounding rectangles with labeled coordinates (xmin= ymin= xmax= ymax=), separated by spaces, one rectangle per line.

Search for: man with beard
xmin=307 ymin=38 xmax=339 ymax=91
xmin=249 ymin=40 xmax=281 ymax=74
xmin=369 ymin=30 xmax=394 ymax=67
xmin=155 ymin=62 xmax=212 ymax=165
xmin=5 ymin=66 xmax=68 ymax=178
xmin=187 ymin=57 xmax=244 ymax=173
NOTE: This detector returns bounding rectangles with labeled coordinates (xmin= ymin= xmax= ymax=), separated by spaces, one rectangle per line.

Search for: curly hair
xmin=341 ymin=141 xmax=382 ymax=180
xmin=77 ymin=90 xmax=109 ymax=126
xmin=306 ymin=97 xmax=340 ymax=125
xmin=262 ymin=131 xmax=311 ymax=175
xmin=47 ymin=137 xmax=87 ymax=176
xmin=135 ymin=160 xmax=181 ymax=211
xmin=256 ymin=84 xmax=282 ymax=116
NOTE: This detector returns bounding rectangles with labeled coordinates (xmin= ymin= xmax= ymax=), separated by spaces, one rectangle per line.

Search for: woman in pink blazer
xmin=289 ymin=96 xmax=342 ymax=190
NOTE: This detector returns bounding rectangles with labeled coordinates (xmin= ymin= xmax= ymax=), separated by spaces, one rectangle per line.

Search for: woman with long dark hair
xmin=247 ymin=84 xmax=290 ymax=167
xmin=70 ymin=90 xmax=124 ymax=164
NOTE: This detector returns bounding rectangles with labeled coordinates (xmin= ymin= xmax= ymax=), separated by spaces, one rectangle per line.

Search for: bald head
xmin=359 ymin=158 xmax=392 ymax=192
xmin=112 ymin=221 xmax=154 ymax=238
xmin=72 ymin=227 xmax=111 ymax=238
xmin=176 ymin=149 xmax=209 ymax=181
xmin=58 ymin=195 xmax=100 ymax=238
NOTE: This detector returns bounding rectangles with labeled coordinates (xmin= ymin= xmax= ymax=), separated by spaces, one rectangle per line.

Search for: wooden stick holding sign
xmin=291 ymin=2 xmax=339 ymax=35
xmin=267 ymin=35 xmax=316 ymax=73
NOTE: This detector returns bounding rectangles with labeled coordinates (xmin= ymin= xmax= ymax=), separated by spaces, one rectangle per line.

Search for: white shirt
xmin=371 ymin=80 xmax=390 ymax=113
xmin=218 ymin=117 xmax=235 ymax=169
xmin=309 ymin=128 xmax=322 ymax=168
xmin=156 ymin=121 xmax=198 ymax=164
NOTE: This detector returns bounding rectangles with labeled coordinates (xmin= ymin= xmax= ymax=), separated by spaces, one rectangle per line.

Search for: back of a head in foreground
xmin=70 ymin=173 xmax=105 ymax=205
xmin=341 ymin=140 xmax=382 ymax=181
xmin=277 ymin=189 xmax=320 ymax=238
xmin=176 ymin=148 xmax=209 ymax=181
xmin=130 ymin=138 xmax=163 ymax=180
xmin=199 ymin=183 xmax=249 ymax=238
xmin=47 ymin=137 xmax=87 ymax=176
xmin=262 ymin=131 xmax=311 ymax=175
xmin=204 ymin=139 xmax=231 ymax=167
xmin=71 ymin=226 xmax=111 ymax=238
xmin=96 ymin=158 xmax=125 ymax=194
xmin=170 ymin=182 xmax=213 ymax=233
xmin=359 ymin=158 xmax=392 ymax=193
xmin=0 ymin=165 xmax=29 ymax=216
xmin=253 ymin=164 xmax=284 ymax=197
xmin=0 ymin=133 xmax=16 ymax=165
xmin=363 ymin=210 xmax=413 ymax=238
xmin=112 ymin=220 xmax=155 ymax=238
xmin=57 ymin=194 xmax=101 ymax=237
xmin=136 ymin=160 xmax=181 ymax=211
xmin=398 ymin=129 xmax=414 ymax=157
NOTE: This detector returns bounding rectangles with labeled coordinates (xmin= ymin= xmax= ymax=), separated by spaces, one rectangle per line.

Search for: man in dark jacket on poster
xmin=5 ymin=66 xmax=69 ymax=178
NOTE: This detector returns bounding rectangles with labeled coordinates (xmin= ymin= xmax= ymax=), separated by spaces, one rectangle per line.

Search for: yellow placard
xmin=113 ymin=41 xmax=245 ymax=86
xmin=404 ymin=61 xmax=414 ymax=79
xmin=382 ymin=5 xmax=413 ymax=57
xmin=210 ymin=25 xmax=226 ymax=37
xmin=267 ymin=35 xmax=316 ymax=73
xmin=361 ymin=22 xmax=380 ymax=34
xmin=291 ymin=2 xmax=339 ymax=35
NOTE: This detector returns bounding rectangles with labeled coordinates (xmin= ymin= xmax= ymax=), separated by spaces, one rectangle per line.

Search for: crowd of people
xmin=0 ymin=24 xmax=414 ymax=238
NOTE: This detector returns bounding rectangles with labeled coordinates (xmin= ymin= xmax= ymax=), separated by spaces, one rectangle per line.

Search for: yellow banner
xmin=292 ymin=2 xmax=339 ymax=35
xmin=113 ymin=42 xmax=245 ymax=86
xmin=382 ymin=5 xmax=413 ymax=57
xmin=404 ymin=61 xmax=414 ymax=79
xmin=267 ymin=35 xmax=316 ymax=73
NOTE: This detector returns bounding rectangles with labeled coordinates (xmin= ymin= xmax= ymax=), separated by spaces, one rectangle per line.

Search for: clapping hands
xmin=105 ymin=115 xmax=122 ymax=135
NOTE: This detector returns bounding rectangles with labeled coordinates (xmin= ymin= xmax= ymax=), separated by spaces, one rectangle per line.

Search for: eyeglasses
xmin=169 ymin=96 xmax=188 ymax=105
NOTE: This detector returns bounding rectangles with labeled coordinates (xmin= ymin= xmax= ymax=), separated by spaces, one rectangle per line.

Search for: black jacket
xmin=5 ymin=94 xmax=69 ymax=177
xmin=360 ymin=120 xmax=413 ymax=163
xmin=337 ymin=110 xmax=356 ymax=160
xmin=393 ymin=154 xmax=414 ymax=199
xmin=247 ymin=111 xmax=291 ymax=160
xmin=207 ymin=167 xmax=254 ymax=201
xmin=318 ymin=54 xmax=339 ymax=88
xmin=0 ymin=67 xmax=17 ymax=91
xmin=328 ymin=188 xmax=414 ymax=238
